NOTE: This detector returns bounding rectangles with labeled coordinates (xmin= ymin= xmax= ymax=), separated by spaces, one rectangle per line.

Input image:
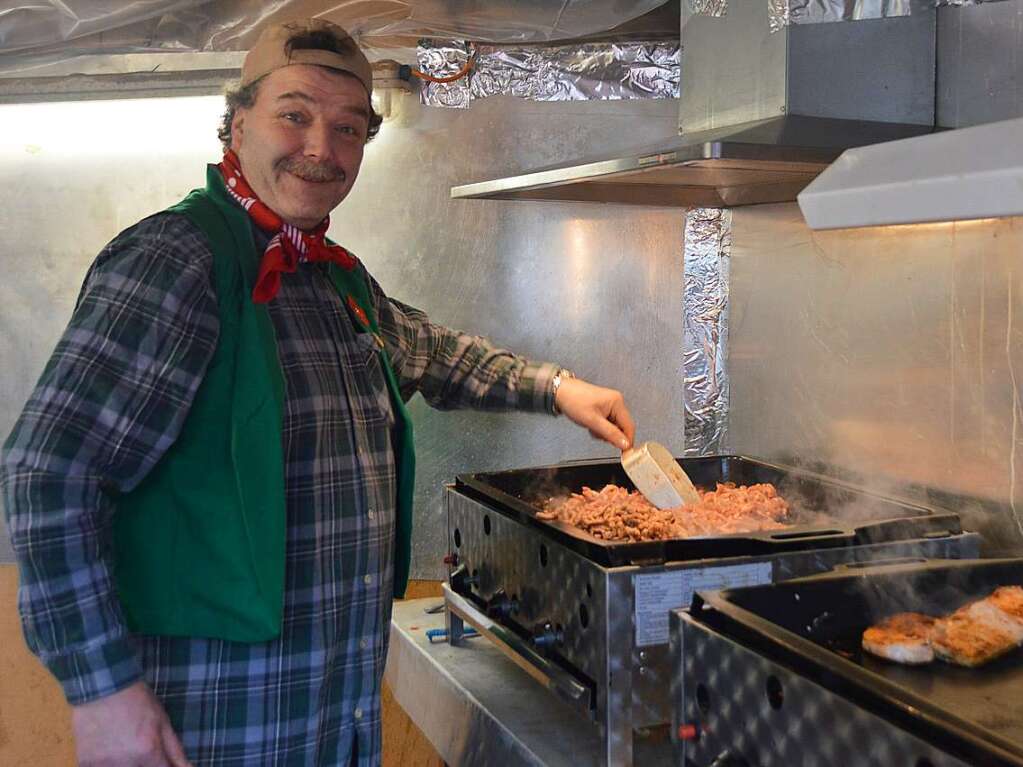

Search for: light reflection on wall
xmin=0 ymin=96 xmax=225 ymax=158
xmin=562 ymin=217 xmax=595 ymax=331
xmin=810 ymin=218 xmax=1004 ymax=238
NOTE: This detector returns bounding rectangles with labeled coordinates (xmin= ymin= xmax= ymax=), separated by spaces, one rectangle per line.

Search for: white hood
xmin=798 ymin=117 xmax=1023 ymax=229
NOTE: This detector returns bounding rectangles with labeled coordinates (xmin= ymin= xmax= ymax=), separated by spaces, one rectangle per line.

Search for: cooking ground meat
xmin=537 ymin=482 xmax=790 ymax=542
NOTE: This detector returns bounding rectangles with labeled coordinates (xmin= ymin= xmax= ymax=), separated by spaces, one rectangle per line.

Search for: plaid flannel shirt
xmin=1 ymin=209 xmax=558 ymax=766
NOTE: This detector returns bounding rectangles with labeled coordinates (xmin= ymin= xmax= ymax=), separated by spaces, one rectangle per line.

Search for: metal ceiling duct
xmin=452 ymin=0 xmax=938 ymax=207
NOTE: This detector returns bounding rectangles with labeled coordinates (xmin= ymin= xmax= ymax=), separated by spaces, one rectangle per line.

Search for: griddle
xmin=692 ymin=557 xmax=1023 ymax=767
xmin=455 ymin=455 xmax=963 ymax=566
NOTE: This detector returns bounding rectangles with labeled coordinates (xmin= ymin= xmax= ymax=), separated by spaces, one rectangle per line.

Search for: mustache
xmin=278 ymin=157 xmax=346 ymax=183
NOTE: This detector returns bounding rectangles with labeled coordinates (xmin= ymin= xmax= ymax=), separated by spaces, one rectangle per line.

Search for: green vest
xmin=112 ymin=167 xmax=416 ymax=642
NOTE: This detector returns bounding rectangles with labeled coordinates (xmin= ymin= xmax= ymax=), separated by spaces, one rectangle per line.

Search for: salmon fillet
xmin=862 ymin=612 xmax=936 ymax=664
xmin=988 ymin=586 xmax=1023 ymax=628
xmin=931 ymin=605 xmax=1020 ymax=667
xmin=862 ymin=584 xmax=1023 ymax=668
xmin=959 ymin=598 xmax=1023 ymax=644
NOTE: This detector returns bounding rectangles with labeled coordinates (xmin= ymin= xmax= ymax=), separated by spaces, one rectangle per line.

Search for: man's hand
xmin=73 ymin=681 xmax=192 ymax=767
xmin=554 ymin=377 xmax=635 ymax=451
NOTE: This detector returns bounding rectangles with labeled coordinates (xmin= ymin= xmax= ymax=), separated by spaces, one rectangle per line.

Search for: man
xmin=1 ymin=18 xmax=634 ymax=767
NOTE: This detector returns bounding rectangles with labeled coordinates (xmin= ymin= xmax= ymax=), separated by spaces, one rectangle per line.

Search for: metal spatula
xmin=621 ymin=441 xmax=701 ymax=509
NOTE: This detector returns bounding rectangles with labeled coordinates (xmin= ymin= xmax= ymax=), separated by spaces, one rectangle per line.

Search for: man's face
xmin=230 ymin=64 xmax=370 ymax=230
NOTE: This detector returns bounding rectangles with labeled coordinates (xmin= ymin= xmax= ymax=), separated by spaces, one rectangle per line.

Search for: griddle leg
xmin=598 ymin=656 xmax=634 ymax=766
xmin=600 ymin=570 xmax=635 ymax=767
xmin=446 ymin=604 xmax=466 ymax=646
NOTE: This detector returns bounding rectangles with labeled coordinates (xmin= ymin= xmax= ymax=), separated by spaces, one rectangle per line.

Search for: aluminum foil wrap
xmin=416 ymin=42 xmax=474 ymax=108
xmin=418 ymin=40 xmax=679 ymax=108
xmin=768 ymin=0 xmax=1010 ymax=32
xmin=768 ymin=0 xmax=912 ymax=32
xmin=683 ymin=208 xmax=732 ymax=456
xmin=689 ymin=0 xmax=729 ymax=16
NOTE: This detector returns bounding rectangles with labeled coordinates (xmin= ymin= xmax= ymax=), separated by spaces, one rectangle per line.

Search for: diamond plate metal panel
xmin=674 ymin=613 xmax=973 ymax=766
xmin=447 ymin=490 xmax=611 ymax=684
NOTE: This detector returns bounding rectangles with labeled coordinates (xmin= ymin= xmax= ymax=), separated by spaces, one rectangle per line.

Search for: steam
xmin=501 ymin=456 xmax=939 ymax=531
xmin=513 ymin=465 xmax=594 ymax=512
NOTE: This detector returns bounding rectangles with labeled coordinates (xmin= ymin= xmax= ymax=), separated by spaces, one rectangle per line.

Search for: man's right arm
xmin=0 ymin=213 xmax=219 ymax=705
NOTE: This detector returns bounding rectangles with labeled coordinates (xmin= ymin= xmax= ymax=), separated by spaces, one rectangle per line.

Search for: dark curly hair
xmin=218 ymin=28 xmax=383 ymax=149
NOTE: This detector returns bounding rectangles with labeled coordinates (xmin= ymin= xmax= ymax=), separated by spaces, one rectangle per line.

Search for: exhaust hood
xmin=452 ymin=0 xmax=937 ymax=208
xmin=798 ymin=116 xmax=1023 ymax=229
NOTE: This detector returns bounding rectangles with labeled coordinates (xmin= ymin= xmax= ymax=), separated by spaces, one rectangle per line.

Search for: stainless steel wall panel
xmin=0 ymin=95 xmax=686 ymax=570
xmin=727 ymin=204 xmax=1023 ymax=554
xmin=937 ymin=0 xmax=1023 ymax=127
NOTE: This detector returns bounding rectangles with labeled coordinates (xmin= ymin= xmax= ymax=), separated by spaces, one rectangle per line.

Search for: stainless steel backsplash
xmin=727 ymin=204 xmax=1023 ymax=554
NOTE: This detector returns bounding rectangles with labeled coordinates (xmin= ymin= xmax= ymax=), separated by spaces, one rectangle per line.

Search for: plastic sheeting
xmin=0 ymin=0 xmax=671 ymax=74
xmin=418 ymin=40 xmax=679 ymax=109
xmin=682 ymin=208 xmax=731 ymax=456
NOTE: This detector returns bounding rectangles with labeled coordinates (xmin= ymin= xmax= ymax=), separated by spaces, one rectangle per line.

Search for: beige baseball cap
xmin=241 ymin=19 xmax=373 ymax=99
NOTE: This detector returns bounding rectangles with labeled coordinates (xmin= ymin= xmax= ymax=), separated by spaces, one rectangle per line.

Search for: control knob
xmin=532 ymin=620 xmax=563 ymax=651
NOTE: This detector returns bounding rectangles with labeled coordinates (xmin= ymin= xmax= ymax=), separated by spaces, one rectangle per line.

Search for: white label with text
xmin=634 ymin=562 xmax=773 ymax=647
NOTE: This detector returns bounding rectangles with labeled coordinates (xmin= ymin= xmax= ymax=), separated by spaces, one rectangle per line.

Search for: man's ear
xmin=230 ymin=110 xmax=245 ymax=153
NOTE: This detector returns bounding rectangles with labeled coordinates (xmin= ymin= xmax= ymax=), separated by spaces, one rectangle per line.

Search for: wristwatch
xmin=551 ymin=368 xmax=574 ymax=414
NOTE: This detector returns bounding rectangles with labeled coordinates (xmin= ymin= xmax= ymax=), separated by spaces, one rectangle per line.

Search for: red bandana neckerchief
xmin=217 ymin=149 xmax=357 ymax=303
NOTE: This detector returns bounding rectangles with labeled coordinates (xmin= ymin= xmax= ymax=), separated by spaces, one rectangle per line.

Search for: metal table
xmin=386 ymin=599 xmax=672 ymax=767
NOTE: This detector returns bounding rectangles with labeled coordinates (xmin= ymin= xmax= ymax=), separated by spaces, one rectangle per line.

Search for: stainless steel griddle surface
xmin=456 ymin=455 xmax=963 ymax=566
